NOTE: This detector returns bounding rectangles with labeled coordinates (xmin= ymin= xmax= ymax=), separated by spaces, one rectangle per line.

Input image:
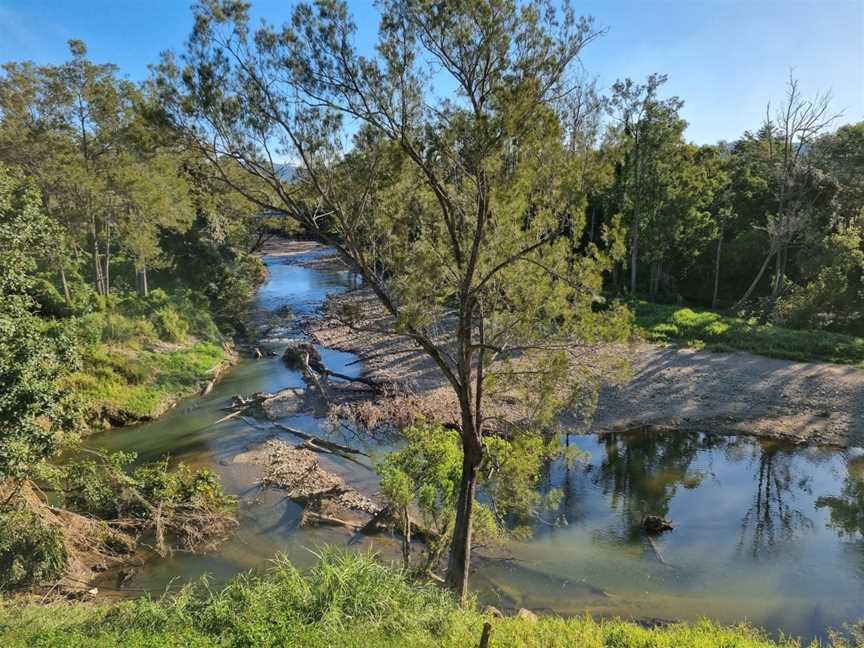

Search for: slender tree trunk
xmin=735 ymin=248 xmax=776 ymax=309
xmin=142 ymin=260 xmax=149 ymax=297
xmin=649 ymin=260 xmax=662 ymax=298
xmin=91 ymin=215 xmax=104 ymax=296
xmin=445 ymin=438 xmax=480 ymax=603
xmin=772 ymin=244 xmax=787 ymax=298
xmin=630 ymin=141 xmax=642 ymax=294
xmin=400 ymin=506 xmax=411 ymax=571
xmin=103 ymin=223 xmax=111 ymax=296
xmin=56 ymin=258 xmax=71 ymax=306
xmin=712 ymin=226 xmax=724 ymax=309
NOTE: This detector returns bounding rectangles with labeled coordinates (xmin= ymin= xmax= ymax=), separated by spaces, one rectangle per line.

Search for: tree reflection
xmin=816 ymin=455 xmax=864 ymax=538
xmin=594 ymin=429 xmax=722 ymax=539
xmin=736 ymin=443 xmax=814 ymax=560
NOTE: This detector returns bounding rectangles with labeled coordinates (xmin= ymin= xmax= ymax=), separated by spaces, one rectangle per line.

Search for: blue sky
xmin=1 ymin=0 xmax=861 ymax=144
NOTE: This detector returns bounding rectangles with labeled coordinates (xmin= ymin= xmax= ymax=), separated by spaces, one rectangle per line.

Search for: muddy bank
xmin=299 ymin=248 xmax=864 ymax=448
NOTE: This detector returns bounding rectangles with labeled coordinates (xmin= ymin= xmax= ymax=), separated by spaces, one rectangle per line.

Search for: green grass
xmin=0 ymin=551 xmax=853 ymax=648
xmin=67 ymin=341 xmax=226 ymax=423
xmin=630 ymin=301 xmax=864 ymax=367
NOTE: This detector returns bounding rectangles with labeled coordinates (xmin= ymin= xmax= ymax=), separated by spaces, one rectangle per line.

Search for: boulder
xmin=515 ymin=608 xmax=538 ymax=623
xmin=642 ymin=515 xmax=674 ymax=534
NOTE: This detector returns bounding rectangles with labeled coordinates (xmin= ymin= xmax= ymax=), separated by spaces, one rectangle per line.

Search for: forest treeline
xmin=572 ymin=74 xmax=862 ymax=333
xmin=0 ymin=41 xmax=287 ymax=426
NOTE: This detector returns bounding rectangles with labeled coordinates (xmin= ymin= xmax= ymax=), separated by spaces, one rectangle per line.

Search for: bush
xmin=150 ymin=306 xmax=188 ymax=342
xmin=0 ymin=507 xmax=66 ymax=591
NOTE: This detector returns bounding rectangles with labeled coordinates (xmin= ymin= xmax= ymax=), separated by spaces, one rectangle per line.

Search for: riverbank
xmin=52 ymin=241 xmax=864 ymax=640
xmin=298 ymin=245 xmax=864 ymax=447
xmin=0 ymin=551 xmax=841 ymax=648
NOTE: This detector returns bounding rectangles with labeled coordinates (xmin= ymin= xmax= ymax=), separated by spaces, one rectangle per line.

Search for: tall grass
xmin=66 ymin=342 xmax=225 ymax=422
xmin=0 ymin=551 xmax=854 ymax=647
xmin=630 ymin=300 xmax=864 ymax=367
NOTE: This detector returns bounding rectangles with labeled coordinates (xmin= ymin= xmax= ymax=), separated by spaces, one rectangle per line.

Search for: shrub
xmin=0 ymin=507 xmax=66 ymax=591
xmin=150 ymin=307 xmax=189 ymax=342
xmin=76 ymin=312 xmax=107 ymax=346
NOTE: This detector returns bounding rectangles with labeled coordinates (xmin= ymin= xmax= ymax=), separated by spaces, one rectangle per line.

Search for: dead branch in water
xmin=300 ymin=510 xmax=364 ymax=530
xmin=646 ymin=535 xmax=667 ymax=565
xmin=272 ymin=422 xmax=368 ymax=457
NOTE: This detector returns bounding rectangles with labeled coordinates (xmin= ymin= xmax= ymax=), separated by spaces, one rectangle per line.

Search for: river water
xmin=89 ymin=248 xmax=864 ymax=642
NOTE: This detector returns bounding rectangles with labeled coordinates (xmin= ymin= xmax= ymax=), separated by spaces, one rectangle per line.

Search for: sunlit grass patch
xmin=630 ymin=300 xmax=864 ymax=367
xmin=66 ymin=341 xmax=225 ymax=422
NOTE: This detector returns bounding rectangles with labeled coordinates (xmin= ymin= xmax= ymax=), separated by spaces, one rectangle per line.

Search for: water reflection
xmin=506 ymin=430 xmax=864 ymax=642
xmin=737 ymin=445 xmax=814 ymax=560
xmin=592 ymin=429 xmax=721 ymax=539
xmin=817 ymin=454 xmax=864 ymax=542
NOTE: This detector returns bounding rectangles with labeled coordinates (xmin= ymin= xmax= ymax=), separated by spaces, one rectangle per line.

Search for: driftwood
xmin=283 ymin=341 xmax=381 ymax=393
xmin=300 ymin=510 xmax=363 ymax=530
xmin=214 ymin=392 xmax=274 ymax=424
xmin=272 ymin=422 xmax=368 ymax=457
xmin=213 ymin=409 xmax=245 ymax=425
xmin=282 ymin=342 xmax=326 ymax=372
xmin=642 ymin=515 xmax=674 ymax=534
xmin=646 ymin=535 xmax=667 ymax=565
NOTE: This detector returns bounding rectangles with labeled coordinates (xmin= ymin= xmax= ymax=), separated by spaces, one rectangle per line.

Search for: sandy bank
xmin=278 ymin=242 xmax=864 ymax=447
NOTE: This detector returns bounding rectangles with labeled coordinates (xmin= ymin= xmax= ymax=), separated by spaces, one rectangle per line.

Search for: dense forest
xmin=0 ymin=0 xmax=862 ymax=646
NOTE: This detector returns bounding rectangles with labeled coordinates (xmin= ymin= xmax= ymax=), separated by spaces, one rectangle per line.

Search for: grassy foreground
xmin=0 ymin=551 xmax=856 ymax=648
xmin=631 ymin=301 xmax=864 ymax=367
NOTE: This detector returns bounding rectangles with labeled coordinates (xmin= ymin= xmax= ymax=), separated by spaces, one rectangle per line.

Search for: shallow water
xmin=89 ymin=249 xmax=864 ymax=642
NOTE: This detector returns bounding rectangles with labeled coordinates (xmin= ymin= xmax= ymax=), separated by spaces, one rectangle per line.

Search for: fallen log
xmin=300 ymin=511 xmax=363 ymax=530
xmin=320 ymin=368 xmax=380 ymax=390
xmin=272 ymin=423 xmax=368 ymax=457
xmin=213 ymin=409 xmax=246 ymax=425
xmin=283 ymin=341 xmax=380 ymax=392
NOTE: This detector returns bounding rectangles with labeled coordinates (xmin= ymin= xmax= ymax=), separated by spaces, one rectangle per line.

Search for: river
xmin=89 ymin=246 xmax=864 ymax=643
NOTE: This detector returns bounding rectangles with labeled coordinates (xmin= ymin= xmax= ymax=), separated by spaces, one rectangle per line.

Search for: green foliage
xmin=377 ymin=421 xmax=467 ymax=572
xmin=150 ymin=306 xmax=189 ymax=342
xmin=773 ymin=225 xmax=864 ymax=333
xmin=0 ymin=507 xmax=66 ymax=591
xmin=631 ymin=300 xmax=864 ymax=366
xmin=67 ymin=342 xmax=225 ymax=422
xmin=0 ymin=551 xmax=843 ymax=647
xmin=377 ymin=421 xmax=567 ymax=571
xmin=0 ymin=164 xmax=81 ymax=481
xmin=130 ymin=457 xmax=233 ymax=517
xmin=56 ymin=452 xmax=234 ymax=520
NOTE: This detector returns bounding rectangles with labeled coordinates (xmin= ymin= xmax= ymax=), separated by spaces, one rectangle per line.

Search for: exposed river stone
xmin=260 ymin=387 xmax=316 ymax=418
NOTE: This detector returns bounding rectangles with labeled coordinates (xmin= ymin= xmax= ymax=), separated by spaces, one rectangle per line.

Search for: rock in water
xmin=282 ymin=342 xmax=325 ymax=373
xmin=642 ymin=515 xmax=674 ymax=534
